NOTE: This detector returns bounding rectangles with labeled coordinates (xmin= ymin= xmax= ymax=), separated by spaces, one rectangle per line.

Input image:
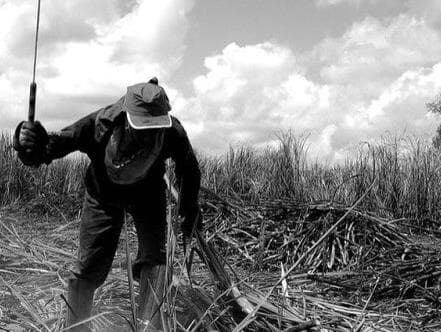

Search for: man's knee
xmin=76 ymin=192 xmax=124 ymax=288
xmin=69 ymin=264 xmax=108 ymax=289
xmin=132 ymin=254 xmax=166 ymax=281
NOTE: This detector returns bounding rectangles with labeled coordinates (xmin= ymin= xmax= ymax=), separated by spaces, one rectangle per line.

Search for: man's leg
xmin=138 ymin=264 xmax=168 ymax=331
xmin=66 ymin=278 xmax=95 ymax=331
xmin=66 ymin=191 xmax=124 ymax=331
xmin=130 ymin=191 xmax=168 ymax=331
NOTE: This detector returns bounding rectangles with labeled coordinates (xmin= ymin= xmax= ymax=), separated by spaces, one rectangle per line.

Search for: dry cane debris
xmin=0 ymin=188 xmax=440 ymax=331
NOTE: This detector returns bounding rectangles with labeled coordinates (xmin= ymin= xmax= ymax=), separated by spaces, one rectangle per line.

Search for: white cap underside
xmin=126 ymin=112 xmax=172 ymax=129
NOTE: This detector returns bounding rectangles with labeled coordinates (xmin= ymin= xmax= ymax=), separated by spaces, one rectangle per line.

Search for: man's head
xmin=123 ymin=77 xmax=172 ymax=130
xmin=104 ymin=78 xmax=171 ymax=185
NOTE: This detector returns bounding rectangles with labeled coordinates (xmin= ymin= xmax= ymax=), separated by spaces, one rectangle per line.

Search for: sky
xmin=1 ymin=0 xmax=441 ymax=161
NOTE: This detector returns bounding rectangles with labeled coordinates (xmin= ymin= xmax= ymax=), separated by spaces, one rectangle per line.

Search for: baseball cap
xmin=123 ymin=78 xmax=172 ymax=129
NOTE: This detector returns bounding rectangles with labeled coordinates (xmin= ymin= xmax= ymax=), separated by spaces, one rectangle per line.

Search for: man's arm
xmin=13 ymin=111 xmax=99 ymax=167
xmin=167 ymin=117 xmax=202 ymax=234
xmin=45 ymin=111 xmax=99 ymax=160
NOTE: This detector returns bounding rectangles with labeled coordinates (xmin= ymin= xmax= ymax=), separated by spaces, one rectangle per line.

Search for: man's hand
xmin=19 ymin=121 xmax=41 ymax=152
xmin=181 ymin=209 xmax=203 ymax=239
xmin=13 ymin=121 xmax=49 ymax=166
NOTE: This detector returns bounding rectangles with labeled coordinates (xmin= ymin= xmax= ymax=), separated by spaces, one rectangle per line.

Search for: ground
xmin=1 ymin=197 xmax=441 ymax=331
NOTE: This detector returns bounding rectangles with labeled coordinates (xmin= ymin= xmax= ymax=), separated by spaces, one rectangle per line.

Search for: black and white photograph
xmin=1 ymin=0 xmax=441 ymax=331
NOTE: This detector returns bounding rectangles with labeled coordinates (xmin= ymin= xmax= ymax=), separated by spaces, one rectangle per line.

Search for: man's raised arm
xmin=13 ymin=111 xmax=99 ymax=167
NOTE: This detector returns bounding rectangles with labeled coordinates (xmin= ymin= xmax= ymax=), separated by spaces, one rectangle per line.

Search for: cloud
xmin=308 ymin=15 xmax=441 ymax=89
xmin=174 ymin=42 xmax=332 ymax=155
xmin=177 ymin=38 xmax=441 ymax=161
xmin=328 ymin=65 xmax=441 ymax=155
xmin=304 ymin=14 xmax=441 ymax=158
xmin=0 ymin=0 xmax=194 ymax=129
xmin=405 ymin=0 xmax=441 ymax=26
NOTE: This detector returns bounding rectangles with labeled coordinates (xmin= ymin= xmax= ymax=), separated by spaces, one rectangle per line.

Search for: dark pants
xmin=71 ymin=190 xmax=167 ymax=288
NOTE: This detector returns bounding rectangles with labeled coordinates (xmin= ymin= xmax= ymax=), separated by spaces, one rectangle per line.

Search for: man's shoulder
xmin=96 ymin=97 xmax=125 ymax=123
xmin=94 ymin=97 xmax=125 ymax=142
xmin=169 ymin=115 xmax=188 ymax=137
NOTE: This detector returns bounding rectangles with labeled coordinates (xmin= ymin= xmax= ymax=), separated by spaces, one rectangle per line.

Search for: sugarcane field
xmin=2 ymin=133 xmax=441 ymax=331
xmin=2 ymin=1 xmax=441 ymax=331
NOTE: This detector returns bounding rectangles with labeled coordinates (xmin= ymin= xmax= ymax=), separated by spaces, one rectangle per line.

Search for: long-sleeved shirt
xmin=15 ymin=98 xmax=201 ymax=218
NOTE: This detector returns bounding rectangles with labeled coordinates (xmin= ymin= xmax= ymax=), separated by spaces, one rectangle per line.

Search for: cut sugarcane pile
xmin=197 ymin=190 xmax=441 ymax=330
xmin=310 ymin=242 xmax=441 ymax=302
xmin=202 ymin=193 xmax=409 ymax=272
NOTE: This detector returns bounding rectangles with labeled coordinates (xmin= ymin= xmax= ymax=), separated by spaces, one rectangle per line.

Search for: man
xmin=13 ymin=77 xmax=202 ymax=331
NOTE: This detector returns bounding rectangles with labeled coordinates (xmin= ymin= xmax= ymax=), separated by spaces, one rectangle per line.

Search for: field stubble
xmin=1 ymin=132 xmax=441 ymax=331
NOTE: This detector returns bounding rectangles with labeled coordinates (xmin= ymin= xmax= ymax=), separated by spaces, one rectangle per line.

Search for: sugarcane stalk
xmin=163 ymin=174 xmax=255 ymax=316
xmin=124 ymin=212 xmax=138 ymax=331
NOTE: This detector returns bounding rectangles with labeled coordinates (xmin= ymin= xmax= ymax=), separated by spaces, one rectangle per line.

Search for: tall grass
xmin=200 ymin=133 xmax=441 ymax=222
xmin=0 ymin=133 xmax=87 ymax=214
xmin=1 ymin=131 xmax=441 ymax=222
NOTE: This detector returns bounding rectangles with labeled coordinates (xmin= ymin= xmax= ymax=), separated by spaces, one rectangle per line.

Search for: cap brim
xmin=126 ymin=112 xmax=172 ymax=129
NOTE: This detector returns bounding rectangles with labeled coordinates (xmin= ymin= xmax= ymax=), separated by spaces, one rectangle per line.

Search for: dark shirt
xmin=16 ymin=99 xmax=201 ymax=218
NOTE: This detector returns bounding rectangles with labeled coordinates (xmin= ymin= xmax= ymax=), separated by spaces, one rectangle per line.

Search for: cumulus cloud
xmin=303 ymin=13 xmax=441 ymax=158
xmin=308 ymin=16 xmax=441 ymax=88
xmin=328 ymin=65 xmax=441 ymax=156
xmin=173 ymin=43 xmax=332 ymax=155
xmin=172 ymin=43 xmax=311 ymax=151
xmin=405 ymin=0 xmax=441 ymax=26
xmin=0 ymin=0 xmax=194 ymax=129
xmin=178 ymin=32 xmax=441 ymax=160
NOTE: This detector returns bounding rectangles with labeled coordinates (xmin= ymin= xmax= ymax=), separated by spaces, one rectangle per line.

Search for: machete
xmin=28 ymin=0 xmax=42 ymax=123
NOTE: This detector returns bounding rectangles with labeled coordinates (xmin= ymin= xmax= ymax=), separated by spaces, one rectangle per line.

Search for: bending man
xmin=14 ymin=78 xmax=201 ymax=331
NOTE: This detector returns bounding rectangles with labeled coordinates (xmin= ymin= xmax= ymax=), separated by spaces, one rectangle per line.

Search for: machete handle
xmin=28 ymin=81 xmax=36 ymax=123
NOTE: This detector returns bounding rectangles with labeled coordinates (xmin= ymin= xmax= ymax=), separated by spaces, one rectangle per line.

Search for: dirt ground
xmin=2 ymin=202 xmax=441 ymax=331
